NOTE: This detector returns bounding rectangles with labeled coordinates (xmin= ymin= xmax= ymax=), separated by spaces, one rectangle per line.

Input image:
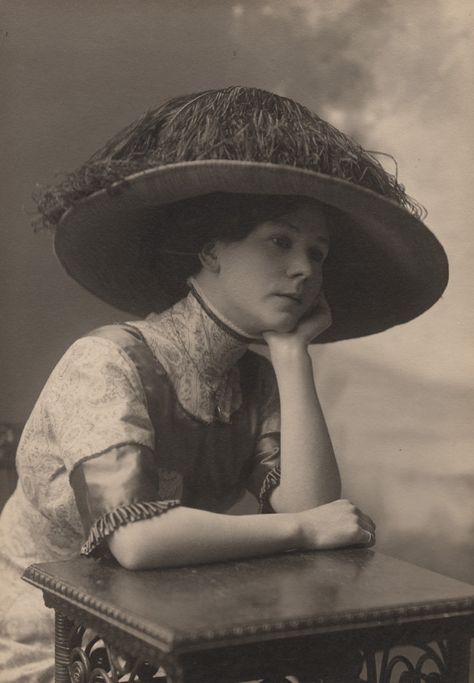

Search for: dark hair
xmin=144 ymin=192 xmax=325 ymax=298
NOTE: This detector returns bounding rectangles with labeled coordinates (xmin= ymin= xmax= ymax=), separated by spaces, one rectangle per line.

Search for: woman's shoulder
xmin=41 ymin=324 xmax=154 ymax=413
xmin=17 ymin=326 xmax=155 ymax=476
xmin=57 ymin=322 xmax=156 ymax=366
xmin=52 ymin=326 xmax=141 ymax=377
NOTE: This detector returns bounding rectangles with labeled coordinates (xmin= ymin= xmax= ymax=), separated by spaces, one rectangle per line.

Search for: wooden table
xmin=23 ymin=549 xmax=474 ymax=683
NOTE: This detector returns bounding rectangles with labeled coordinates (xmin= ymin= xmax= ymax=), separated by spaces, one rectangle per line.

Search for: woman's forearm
xmin=270 ymin=347 xmax=341 ymax=512
xmin=107 ymin=498 xmax=374 ymax=570
xmin=107 ymin=505 xmax=300 ymax=570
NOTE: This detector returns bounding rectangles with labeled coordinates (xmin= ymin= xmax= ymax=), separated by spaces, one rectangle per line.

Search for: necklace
xmin=169 ymin=308 xmax=231 ymax=423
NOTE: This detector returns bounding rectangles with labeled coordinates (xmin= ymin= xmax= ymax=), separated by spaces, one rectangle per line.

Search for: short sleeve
xmin=245 ymin=355 xmax=281 ymax=513
xmin=49 ymin=337 xmax=155 ymax=469
xmin=48 ymin=337 xmax=180 ymax=557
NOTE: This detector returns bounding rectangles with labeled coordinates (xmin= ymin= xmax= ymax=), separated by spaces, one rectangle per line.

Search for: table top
xmin=23 ymin=549 xmax=474 ymax=654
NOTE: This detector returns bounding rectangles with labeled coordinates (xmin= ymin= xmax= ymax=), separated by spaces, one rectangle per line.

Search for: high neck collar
xmin=164 ymin=284 xmax=249 ymax=385
xmin=138 ymin=283 xmax=252 ymax=423
xmin=187 ymin=277 xmax=259 ymax=345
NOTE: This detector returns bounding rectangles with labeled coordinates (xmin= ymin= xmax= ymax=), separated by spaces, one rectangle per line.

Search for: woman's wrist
xmin=267 ymin=338 xmax=310 ymax=360
xmin=282 ymin=512 xmax=307 ymax=552
xmin=268 ymin=342 xmax=312 ymax=374
xmin=290 ymin=511 xmax=311 ymax=551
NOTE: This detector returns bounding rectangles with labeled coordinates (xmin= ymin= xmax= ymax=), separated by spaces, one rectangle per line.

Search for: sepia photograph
xmin=0 ymin=2 xmax=473 ymax=682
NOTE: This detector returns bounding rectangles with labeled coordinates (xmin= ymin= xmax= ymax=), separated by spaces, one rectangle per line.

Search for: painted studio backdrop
xmin=1 ymin=1 xmax=473 ymax=582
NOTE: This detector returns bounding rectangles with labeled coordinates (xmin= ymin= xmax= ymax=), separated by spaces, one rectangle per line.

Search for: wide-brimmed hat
xmin=36 ymin=86 xmax=448 ymax=343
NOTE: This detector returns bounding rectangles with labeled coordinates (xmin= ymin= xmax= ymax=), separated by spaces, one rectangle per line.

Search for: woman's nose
xmin=286 ymin=249 xmax=314 ymax=279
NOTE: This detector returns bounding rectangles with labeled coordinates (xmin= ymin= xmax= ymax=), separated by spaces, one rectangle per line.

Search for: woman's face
xmin=204 ymin=200 xmax=329 ymax=336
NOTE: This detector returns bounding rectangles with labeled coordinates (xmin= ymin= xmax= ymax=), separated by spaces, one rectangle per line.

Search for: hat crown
xmin=90 ymin=86 xmax=411 ymax=206
xmin=36 ymin=86 xmax=422 ymax=229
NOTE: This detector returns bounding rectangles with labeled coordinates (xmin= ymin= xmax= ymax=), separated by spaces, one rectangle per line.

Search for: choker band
xmin=187 ymin=278 xmax=259 ymax=344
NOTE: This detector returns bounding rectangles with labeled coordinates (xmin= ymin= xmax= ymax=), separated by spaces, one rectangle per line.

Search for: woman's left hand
xmin=263 ymin=292 xmax=332 ymax=354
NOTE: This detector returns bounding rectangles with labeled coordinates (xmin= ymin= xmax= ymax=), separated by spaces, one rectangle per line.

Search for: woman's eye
xmin=271 ymin=235 xmax=292 ymax=249
xmin=309 ymin=248 xmax=325 ymax=263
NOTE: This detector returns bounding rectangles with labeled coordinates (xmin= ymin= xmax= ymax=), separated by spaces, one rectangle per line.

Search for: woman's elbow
xmin=107 ymin=527 xmax=145 ymax=570
xmin=106 ymin=522 xmax=181 ymax=570
xmin=106 ymin=524 xmax=160 ymax=570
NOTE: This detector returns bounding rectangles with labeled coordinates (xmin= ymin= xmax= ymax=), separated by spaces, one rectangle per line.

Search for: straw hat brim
xmin=54 ymin=160 xmax=448 ymax=343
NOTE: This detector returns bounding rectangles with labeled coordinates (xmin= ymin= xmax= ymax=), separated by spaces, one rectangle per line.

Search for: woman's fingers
xmin=355 ymin=518 xmax=376 ymax=547
xmin=360 ymin=528 xmax=376 ymax=546
xmin=317 ymin=292 xmax=332 ymax=319
xmin=308 ymin=293 xmax=332 ymax=335
xmin=358 ymin=512 xmax=376 ymax=533
xmin=350 ymin=505 xmax=376 ymax=546
xmin=299 ymin=499 xmax=376 ymax=551
xmin=352 ymin=507 xmax=375 ymax=531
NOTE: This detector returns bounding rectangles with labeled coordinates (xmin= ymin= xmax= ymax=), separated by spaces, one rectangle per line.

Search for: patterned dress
xmin=0 ymin=288 xmax=281 ymax=682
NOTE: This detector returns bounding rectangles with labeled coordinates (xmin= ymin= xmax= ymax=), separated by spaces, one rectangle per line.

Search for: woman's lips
xmin=274 ymin=293 xmax=303 ymax=304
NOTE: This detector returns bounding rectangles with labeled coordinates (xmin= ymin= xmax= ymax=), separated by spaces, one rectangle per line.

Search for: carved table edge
xmin=22 ymin=564 xmax=176 ymax=653
xmin=52 ymin=600 xmax=182 ymax=675
xmin=22 ymin=562 xmax=474 ymax=654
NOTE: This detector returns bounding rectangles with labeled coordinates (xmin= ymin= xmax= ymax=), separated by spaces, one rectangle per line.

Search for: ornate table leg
xmin=66 ymin=624 xmax=174 ymax=682
xmin=360 ymin=638 xmax=473 ymax=683
xmin=55 ymin=611 xmax=74 ymax=683
xmin=445 ymin=635 xmax=471 ymax=683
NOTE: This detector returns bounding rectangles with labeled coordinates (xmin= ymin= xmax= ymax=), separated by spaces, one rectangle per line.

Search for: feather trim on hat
xmin=34 ymin=86 xmax=423 ymax=230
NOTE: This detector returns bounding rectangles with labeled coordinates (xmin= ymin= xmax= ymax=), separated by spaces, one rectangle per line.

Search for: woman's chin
xmin=260 ymin=314 xmax=298 ymax=335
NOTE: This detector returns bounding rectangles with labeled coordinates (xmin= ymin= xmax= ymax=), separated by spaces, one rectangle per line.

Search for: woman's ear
xmin=198 ymin=240 xmax=220 ymax=273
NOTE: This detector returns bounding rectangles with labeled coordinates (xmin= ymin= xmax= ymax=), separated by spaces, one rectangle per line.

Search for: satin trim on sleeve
xmin=70 ymin=443 xmax=182 ymax=557
xmin=70 ymin=444 xmax=163 ymax=525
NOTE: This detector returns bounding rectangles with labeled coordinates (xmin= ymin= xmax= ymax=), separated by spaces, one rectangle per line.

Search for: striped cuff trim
xmin=258 ymin=465 xmax=281 ymax=513
xmin=81 ymin=500 xmax=180 ymax=557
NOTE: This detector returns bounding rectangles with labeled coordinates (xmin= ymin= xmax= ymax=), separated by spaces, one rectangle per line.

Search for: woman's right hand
xmin=263 ymin=292 xmax=332 ymax=356
xmin=296 ymin=499 xmax=376 ymax=550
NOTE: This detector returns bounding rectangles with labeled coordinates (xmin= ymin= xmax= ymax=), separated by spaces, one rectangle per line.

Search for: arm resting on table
xmin=107 ymin=500 xmax=375 ymax=570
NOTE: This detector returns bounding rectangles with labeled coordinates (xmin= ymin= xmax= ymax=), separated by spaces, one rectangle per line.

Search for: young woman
xmin=0 ymin=87 xmax=448 ymax=681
